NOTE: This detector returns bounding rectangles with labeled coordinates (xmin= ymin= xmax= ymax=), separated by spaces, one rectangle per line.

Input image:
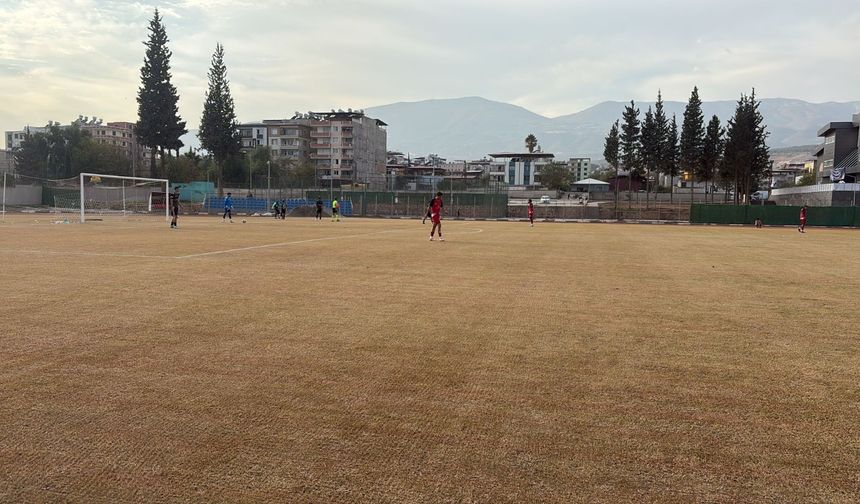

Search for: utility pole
xmin=267 ymin=160 xmax=271 ymax=208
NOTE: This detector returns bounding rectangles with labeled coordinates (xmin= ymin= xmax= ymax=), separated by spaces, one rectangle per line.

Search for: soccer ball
xmin=242 ymin=219 xmax=247 ymax=224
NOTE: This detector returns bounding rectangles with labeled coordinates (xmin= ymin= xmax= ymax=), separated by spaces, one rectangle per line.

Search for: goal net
xmin=53 ymin=173 xmax=170 ymax=222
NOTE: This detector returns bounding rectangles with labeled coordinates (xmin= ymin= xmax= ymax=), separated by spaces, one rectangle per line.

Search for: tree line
xmin=603 ymin=87 xmax=771 ymax=205
xmin=11 ymin=9 xmax=313 ymax=189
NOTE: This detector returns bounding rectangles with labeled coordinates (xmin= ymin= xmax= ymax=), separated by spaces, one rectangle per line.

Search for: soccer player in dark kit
xmin=527 ymin=198 xmax=535 ymax=227
xmin=798 ymin=205 xmax=807 ymax=233
xmin=170 ymin=186 xmax=181 ymax=229
xmin=315 ymin=197 xmax=323 ymax=220
xmin=429 ymin=192 xmax=444 ymax=241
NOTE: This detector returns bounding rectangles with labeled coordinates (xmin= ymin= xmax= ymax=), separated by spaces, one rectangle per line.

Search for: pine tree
xmin=748 ymin=89 xmax=771 ymax=200
xmin=700 ymin=115 xmax=724 ymax=203
xmin=640 ymin=107 xmax=658 ymax=207
xmin=653 ymin=90 xmax=669 ymax=193
xmin=619 ymin=101 xmax=641 ymax=203
xmin=199 ymin=42 xmax=241 ymax=191
xmin=603 ymin=120 xmax=620 ymax=210
xmin=722 ymin=91 xmax=770 ymax=204
xmin=679 ymin=86 xmax=705 ymax=187
xmin=137 ymin=8 xmax=186 ymax=178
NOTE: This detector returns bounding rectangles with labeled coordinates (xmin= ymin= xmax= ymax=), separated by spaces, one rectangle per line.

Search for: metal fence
xmin=208 ymin=174 xmax=510 ymax=219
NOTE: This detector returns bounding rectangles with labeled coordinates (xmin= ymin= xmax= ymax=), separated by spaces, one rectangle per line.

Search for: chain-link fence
xmin=208 ymin=174 xmax=510 ymax=219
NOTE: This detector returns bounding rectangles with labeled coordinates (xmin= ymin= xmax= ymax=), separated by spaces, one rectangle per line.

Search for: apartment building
xmin=240 ymin=110 xmax=387 ymax=184
xmin=6 ymin=118 xmax=152 ymax=176
xmin=308 ymin=111 xmax=387 ymax=184
xmin=568 ymin=157 xmax=591 ymax=182
xmin=5 ymin=126 xmax=49 ymax=150
xmin=75 ymin=119 xmax=151 ymax=176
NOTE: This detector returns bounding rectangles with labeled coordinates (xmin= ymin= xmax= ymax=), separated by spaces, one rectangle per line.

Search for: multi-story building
xmin=488 ymin=152 xmax=555 ymax=187
xmin=239 ymin=119 xmax=312 ymax=163
xmin=265 ymin=119 xmax=312 ymax=162
xmin=74 ymin=119 xmax=151 ymax=177
xmin=568 ymin=157 xmax=591 ymax=182
xmin=241 ymin=110 xmax=387 ymax=185
xmin=308 ymin=110 xmax=387 ymax=184
xmin=238 ymin=122 xmax=269 ymax=150
xmin=5 ymin=126 xmax=49 ymax=150
xmin=814 ymin=114 xmax=859 ymax=183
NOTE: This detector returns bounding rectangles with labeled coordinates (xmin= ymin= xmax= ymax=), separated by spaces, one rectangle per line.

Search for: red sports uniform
xmin=430 ymin=197 xmax=443 ymax=223
xmin=799 ymin=207 xmax=807 ymax=222
xmin=528 ymin=202 xmax=534 ymax=217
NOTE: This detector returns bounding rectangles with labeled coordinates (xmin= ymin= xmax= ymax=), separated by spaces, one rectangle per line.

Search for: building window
xmin=524 ymin=160 xmax=531 ymax=185
xmin=825 ymin=135 xmax=835 ymax=145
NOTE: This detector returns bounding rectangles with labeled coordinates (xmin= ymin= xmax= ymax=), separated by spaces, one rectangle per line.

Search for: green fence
xmin=691 ymin=204 xmax=860 ymax=227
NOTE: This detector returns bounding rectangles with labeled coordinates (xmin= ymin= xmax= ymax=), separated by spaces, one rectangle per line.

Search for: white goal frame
xmin=79 ymin=172 xmax=170 ymax=223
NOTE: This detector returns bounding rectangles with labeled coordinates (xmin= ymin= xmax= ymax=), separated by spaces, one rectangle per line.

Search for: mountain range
xmin=364 ymin=97 xmax=860 ymax=161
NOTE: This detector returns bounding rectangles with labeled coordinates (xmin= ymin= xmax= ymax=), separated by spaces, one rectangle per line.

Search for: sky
xmin=1 ymin=0 xmax=859 ymax=147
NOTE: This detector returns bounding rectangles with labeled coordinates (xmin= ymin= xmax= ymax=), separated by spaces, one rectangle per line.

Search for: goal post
xmin=78 ymin=172 xmax=170 ymax=223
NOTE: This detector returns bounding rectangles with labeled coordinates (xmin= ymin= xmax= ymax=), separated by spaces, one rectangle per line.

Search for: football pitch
xmin=1 ymin=216 xmax=858 ymax=502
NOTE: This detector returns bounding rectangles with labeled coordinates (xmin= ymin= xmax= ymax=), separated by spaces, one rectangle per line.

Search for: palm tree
xmin=525 ymin=134 xmax=538 ymax=153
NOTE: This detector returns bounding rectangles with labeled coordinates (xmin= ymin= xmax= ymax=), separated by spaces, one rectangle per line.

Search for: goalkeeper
xmin=170 ymin=187 xmax=181 ymax=229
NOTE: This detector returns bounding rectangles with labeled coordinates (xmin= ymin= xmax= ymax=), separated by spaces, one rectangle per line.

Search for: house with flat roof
xmin=488 ymin=152 xmax=555 ymax=187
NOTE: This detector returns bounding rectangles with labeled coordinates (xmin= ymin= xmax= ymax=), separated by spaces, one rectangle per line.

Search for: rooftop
xmin=817 ymin=121 xmax=856 ymax=137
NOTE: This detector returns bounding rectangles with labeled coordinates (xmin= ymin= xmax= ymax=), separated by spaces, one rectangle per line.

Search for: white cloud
xmin=1 ymin=0 xmax=859 ymax=147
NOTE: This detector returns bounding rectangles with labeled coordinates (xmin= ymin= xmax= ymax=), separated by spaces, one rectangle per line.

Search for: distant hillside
xmin=366 ymin=97 xmax=860 ymax=160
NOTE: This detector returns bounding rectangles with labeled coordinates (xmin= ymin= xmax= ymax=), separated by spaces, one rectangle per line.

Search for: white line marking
xmin=176 ymin=228 xmax=413 ymax=259
xmin=0 ymin=249 xmax=171 ymax=259
xmin=445 ymin=228 xmax=484 ymax=235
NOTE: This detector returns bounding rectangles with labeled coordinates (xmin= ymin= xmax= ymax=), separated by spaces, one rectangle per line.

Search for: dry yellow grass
xmin=0 ymin=215 xmax=858 ymax=503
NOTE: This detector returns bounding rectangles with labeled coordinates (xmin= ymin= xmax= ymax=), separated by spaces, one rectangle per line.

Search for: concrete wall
xmin=2 ymin=184 xmax=42 ymax=205
xmin=770 ymin=183 xmax=860 ymax=207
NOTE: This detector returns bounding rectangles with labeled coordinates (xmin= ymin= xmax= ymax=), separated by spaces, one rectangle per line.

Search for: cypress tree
xmin=679 ymin=86 xmax=705 ymax=187
xmin=619 ymin=100 xmax=641 ymax=203
xmin=137 ymin=9 xmax=186 ymax=178
xmin=199 ymin=43 xmax=241 ymax=192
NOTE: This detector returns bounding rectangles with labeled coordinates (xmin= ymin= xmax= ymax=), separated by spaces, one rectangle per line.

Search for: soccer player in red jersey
xmin=527 ymin=198 xmax=535 ymax=227
xmin=798 ymin=205 xmax=807 ymax=233
xmin=429 ymin=191 xmax=444 ymax=241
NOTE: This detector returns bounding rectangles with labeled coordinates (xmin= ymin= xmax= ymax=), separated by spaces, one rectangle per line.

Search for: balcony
xmin=310 ymin=130 xmax=331 ymax=138
xmin=309 ymin=141 xmax=331 ymax=148
xmin=311 ymin=153 xmax=332 ymax=159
